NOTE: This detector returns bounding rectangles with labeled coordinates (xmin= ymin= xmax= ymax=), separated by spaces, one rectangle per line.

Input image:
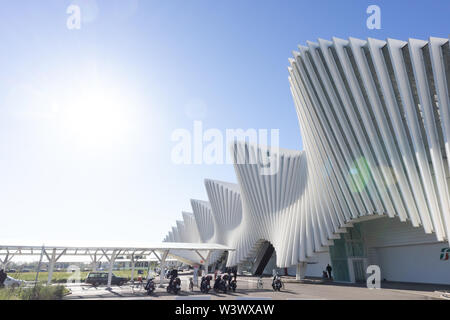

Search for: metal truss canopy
xmin=0 ymin=242 xmax=234 ymax=257
xmin=0 ymin=242 xmax=234 ymax=288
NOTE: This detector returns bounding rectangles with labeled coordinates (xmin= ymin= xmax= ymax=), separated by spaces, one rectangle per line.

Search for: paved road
xmin=64 ymin=275 xmax=447 ymax=300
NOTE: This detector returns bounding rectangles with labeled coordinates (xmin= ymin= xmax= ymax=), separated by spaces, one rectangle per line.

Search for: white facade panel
xmin=376 ymin=243 xmax=450 ymax=285
xmin=360 ymin=216 xmax=439 ymax=248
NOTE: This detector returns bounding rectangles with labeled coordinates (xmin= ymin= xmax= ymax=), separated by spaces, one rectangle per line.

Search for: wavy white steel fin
xmin=163 ymin=36 xmax=450 ymax=270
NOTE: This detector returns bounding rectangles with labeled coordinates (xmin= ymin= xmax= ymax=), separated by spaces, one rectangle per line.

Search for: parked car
xmin=4 ymin=276 xmax=25 ymax=288
xmin=85 ymin=272 xmax=127 ymax=286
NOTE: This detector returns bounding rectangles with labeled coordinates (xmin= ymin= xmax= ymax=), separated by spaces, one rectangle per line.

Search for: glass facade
xmin=329 ymin=237 xmax=350 ymax=282
xmin=329 ymin=224 xmax=366 ymax=282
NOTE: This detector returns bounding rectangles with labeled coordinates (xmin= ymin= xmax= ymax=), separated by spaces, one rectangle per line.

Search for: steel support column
xmin=296 ymin=262 xmax=308 ymax=281
xmin=130 ymin=254 xmax=135 ymax=283
xmin=46 ymin=248 xmax=56 ymax=285
xmin=159 ymin=250 xmax=169 ymax=288
xmin=106 ymin=250 xmax=120 ymax=289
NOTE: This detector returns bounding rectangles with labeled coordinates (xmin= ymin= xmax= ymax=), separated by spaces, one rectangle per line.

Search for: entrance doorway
xmin=351 ymin=259 xmax=366 ymax=283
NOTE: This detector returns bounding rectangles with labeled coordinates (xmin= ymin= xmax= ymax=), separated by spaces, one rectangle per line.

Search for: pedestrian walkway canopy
xmin=0 ymin=242 xmax=234 ymax=287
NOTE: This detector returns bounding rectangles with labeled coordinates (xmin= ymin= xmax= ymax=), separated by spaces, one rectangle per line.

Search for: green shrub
xmin=0 ymin=287 xmax=21 ymax=300
xmin=19 ymin=285 xmax=69 ymax=300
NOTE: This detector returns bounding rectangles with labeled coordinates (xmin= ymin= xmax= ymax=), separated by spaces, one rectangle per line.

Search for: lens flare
xmin=346 ymin=157 xmax=372 ymax=193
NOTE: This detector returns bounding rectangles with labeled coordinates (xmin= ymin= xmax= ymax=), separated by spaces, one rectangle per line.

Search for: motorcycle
xmin=229 ymin=279 xmax=237 ymax=292
xmin=223 ymin=274 xmax=236 ymax=292
xmin=213 ymin=275 xmax=227 ymax=293
xmin=166 ymin=276 xmax=181 ymax=294
xmin=144 ymin=277 xmax=155 ymax=295
xmin=200 ymin=276 xmax=212 ymax=293
xmin=272 ymin=275 xmax=282 ymax=291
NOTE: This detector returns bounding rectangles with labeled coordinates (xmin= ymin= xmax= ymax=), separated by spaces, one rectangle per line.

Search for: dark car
xmin=85 ymin=272 xmax=127 ymax=286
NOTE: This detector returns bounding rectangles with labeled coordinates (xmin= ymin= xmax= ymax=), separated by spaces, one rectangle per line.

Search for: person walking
xmin=326 ymin=264 xmax=332 ymax=279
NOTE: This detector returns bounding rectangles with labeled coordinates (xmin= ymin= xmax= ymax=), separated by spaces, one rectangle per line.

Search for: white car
xmin=3 ymin=276 xmax=25 ymax=288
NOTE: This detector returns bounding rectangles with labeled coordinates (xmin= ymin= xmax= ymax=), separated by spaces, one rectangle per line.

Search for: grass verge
xmin=0 ymin=285 xmax=70 ymax=300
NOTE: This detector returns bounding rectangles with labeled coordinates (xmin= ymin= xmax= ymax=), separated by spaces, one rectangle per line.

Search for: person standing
xmin=0 ymin=269 xmax=6 ymax=288
xmin=326 ymin=264 xmax=332 ymax=279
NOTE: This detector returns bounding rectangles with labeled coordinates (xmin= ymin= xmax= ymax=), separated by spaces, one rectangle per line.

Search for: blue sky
xmin=0 ymin=0 xmax=448 ymax=244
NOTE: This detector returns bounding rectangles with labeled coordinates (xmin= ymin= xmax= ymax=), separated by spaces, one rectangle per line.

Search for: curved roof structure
xmin=191 ymin=199 xmax=215 ymax=243
xmin=288 ymin=36 xmax=450 ymax=246
xmin=181 ymin=212 xmax=201 ymax=243
xmin=164 ymin=36 xmax=450 ymax=269
xmin=204 ymin=179 xmax=242 ymax=245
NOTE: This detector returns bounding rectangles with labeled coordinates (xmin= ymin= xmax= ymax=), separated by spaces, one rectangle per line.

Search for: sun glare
xmin=57 ymin=79 xmax=134 ymax=149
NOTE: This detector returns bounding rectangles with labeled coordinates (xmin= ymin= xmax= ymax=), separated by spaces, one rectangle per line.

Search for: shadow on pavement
xmin=296 ymin=277 xmax=450 ymax=293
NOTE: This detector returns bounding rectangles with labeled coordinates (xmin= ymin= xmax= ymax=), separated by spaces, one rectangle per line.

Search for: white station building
xmin=164 ymin=36 xmax=450 ymax=285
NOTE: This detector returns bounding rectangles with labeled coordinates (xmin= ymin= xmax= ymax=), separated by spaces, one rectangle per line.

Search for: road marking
xmin=236 ymin=297 xmax=272 ymax=300
xmin=175 ymin=296 xmax=211 ymax=300
xmin=287 ymin=298 xmax=326 ymax=300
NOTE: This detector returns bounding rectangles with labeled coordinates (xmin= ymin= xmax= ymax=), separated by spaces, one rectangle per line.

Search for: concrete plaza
xmin=64 ymin=274 xmax=450 ymax=300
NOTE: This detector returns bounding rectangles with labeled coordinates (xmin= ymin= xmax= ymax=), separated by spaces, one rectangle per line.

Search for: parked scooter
xmin=200 ymin=275 xmax=212 ymax=293
xmin=213 ymin=275 xmax=227 ymax=293
xmin=272 ymin=274 xmax=282 ymax=291
xmin=165 ymin=269 xmax=181 ymax=294
xmin=223 ymin=273 xmax=236 ymax=292
xmin=144 ymin=277 xmax=155 ymax=295
xmin=229 ymin=278 xmax=237 ymax=292
xmin=166 ymin=276 xmax=181 ymax=294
